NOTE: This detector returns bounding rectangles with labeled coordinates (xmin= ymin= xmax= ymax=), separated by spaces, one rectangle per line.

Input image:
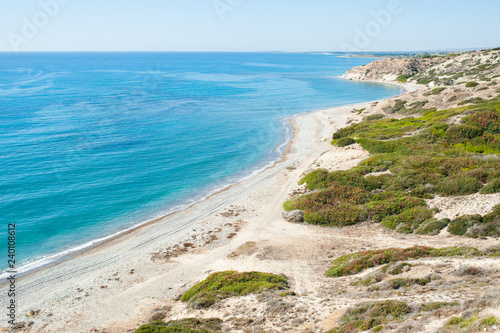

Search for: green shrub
xmin=133 ymin=318 xmax=222 ymax=333
xmin=465 ymin=110 xmax=500 ymax=133
xmin=458 ymin=97 xmax=485 ymax=105
xmin=335 ymin=137 xmax=356 ymax=147
xmin=421 ymin=302 xmax=459 ymax=312
xmin=415 ymin=218 xmax=450 ymax=235
xmin=304 ymin=204 xmax=363 ymax=227
xmin=484 ymin=204 xmax=500 ymax=223
xmin=479 ymin=316 xmax=498 ymax=326
xmin=435 ymin=173 xmax=482 ymax=196
xmin=367 ymin=192 xmax=426 ymax=222
xmin=299 ymin=169 xmax=380 ymax=191
xmin=448 ymin=215 xmax=482 ymax=235
xmin=447 ymin=124 xmax=483 ymax=139
xmin=430 ymin=87 xmax=446 ymax=95
xmin=397 ymin=75 xmax=411 ymax=82
xmin=449 ymin=206 xmax=500 ymax=238
xmin=298 ymin=169 xmax=331 ymax=190
xmin=381 ymin=207 xmax=433 ymax=233
xmin=386 ymin=278 xmax=430 ymax=289
xmin=287 ymin=95 xmax=500 ymax=234
xmin=466 ymin=81 xmax=479 ymax=87
xmin=364 ymin=114 xmax=385 ymax=121
xmin=480 ymin=178 xmax=500 ymax=194
xmin=326 ymin=246 xmax=482 ymax=277
xmin=293 ymin=185 xmax=368 ymax=211
xmin=417 ymin=77 xmax=434 ymax=85
xmin=283 ymin=198 xmax=296 ymax=212
xmin=180 ymin=271 xmax=288 ymax=308
xmin=357 ymin=138 xmax=407 ymax=154
xmin=333 ymin=127 xmax=356 ymax=140
xmin=325 ymin=301 xmax=409 ymax=333
xmin=383 ymin=99 xmax=407 ymax=114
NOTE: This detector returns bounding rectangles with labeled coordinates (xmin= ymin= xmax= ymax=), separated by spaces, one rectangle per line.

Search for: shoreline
xmin=0 ymin=80 xmax=408 ymax=332
xmin=0 ymin=85 xmax=398 ymax=282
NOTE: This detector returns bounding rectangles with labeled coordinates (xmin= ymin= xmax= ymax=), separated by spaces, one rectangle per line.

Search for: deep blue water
xmin=0 ymin=52 xmax=399 ymax=274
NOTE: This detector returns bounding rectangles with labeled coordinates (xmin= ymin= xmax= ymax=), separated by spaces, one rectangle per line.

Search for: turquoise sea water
xmin=0 ymin=52 xmax=399 ymax=274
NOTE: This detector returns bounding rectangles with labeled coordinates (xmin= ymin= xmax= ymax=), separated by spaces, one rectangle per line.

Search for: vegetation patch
xmin=397 ymin=75 xmax=411 ymax=82
xmin=325 ymin=300 xmax=409 ymax=333
xmin=448 ymin=205 xmax=500 ymax=238
xmin=180 ymin=271 xmax=288 ymax=308
xmin=442 ymin=315 xmax=499 ymax=332
xmin=287 ymin=95 xmax=500 ymax=234
xmin=415 ymin=218 xmax=450 ymax=235
xmin=334 ymin=137 xmax=356 ymax=147
xmin=326 ymin=300 xmax=463 ymax=333
xmin=380 ymin=206 xmax=433 ymax=233
xmin=326 ymin=246 xmax=482 ymax=277
xmin=421 ymin=302 xmax=460 ymax=312
xmin=384 ymin=278 xmax=430 ymax=289
xmin=133 ymin=318 xmax=222 ymax=333
xmin=481 ymin=178 xmax=500 ymax=194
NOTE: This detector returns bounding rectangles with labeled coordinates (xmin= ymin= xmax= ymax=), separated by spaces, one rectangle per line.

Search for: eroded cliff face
xmin=342 ymin=57 xmax=447 ymax=81
xmin=343 ymin=50 xmax=500 ymax=85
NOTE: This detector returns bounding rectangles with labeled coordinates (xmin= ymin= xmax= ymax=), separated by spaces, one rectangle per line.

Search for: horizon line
xmin=0 ymin=47 xmax=497 ymax=54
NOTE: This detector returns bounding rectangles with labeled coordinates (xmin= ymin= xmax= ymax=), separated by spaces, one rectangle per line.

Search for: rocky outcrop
xmin=343 ymin=57 xmax=447 ymax=81
xmin=282 ymin=210 xmax=304 ymax=223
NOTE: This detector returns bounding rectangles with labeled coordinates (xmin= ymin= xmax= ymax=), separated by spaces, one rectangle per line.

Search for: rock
xmin=425 ymin=183 xmax=435 ymax=192
xmin=283 ymin=210 xmax=304 ymax=223
xmin=148 ymin=310 xmax=167 ymax=322
xmin=291 ymin=318 xmax=305 ymax=326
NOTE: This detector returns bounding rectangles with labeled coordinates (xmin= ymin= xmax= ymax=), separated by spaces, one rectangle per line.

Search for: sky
xmin=0 ymin=0 xmax=499 ymax=52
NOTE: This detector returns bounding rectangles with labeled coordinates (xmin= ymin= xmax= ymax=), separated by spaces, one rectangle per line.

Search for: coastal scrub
xmin=326 ymin=246 xmax=482 ymax=277
xmin=133 ymin=318 xmax=222 ymax=333
xmin=180 ymin=271 xmax=289 ymax=308
xmin=287 ymin=95 xmax=500 ymax=234
xmin=325 ymin=300 xmax=410 ymax=333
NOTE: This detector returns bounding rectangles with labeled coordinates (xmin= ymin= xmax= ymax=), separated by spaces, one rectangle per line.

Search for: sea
xmin=0 ymin=52 xmax=400 ymax=276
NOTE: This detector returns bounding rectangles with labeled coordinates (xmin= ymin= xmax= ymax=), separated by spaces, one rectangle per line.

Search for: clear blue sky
xmin=1 ymin=0 xmax=499 ymax=52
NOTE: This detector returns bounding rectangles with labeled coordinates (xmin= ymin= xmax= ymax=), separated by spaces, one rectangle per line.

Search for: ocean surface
xmin=0 ymin=52 xmax=399 ymax=275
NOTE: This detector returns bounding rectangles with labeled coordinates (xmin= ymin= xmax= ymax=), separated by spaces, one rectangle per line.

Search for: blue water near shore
xmin=0 ymin=52 xmax=399 ymax=274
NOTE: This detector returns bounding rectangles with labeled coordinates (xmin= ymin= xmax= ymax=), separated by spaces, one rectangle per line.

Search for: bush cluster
xmin=326 ymin=246 xmax=483 ymax=277
xmin=334 ymin=137 xmax=356 ymax=147
xmin=448 ymin=205 xmax=500 ymax=238
xmin=180 ymin=271 xmax=288 ymax=309
xmin=288 ymin=95 xmax=500 ymax=234
xmin=134 ymin=318 xmax=222 ymax=333
xmin=325 ymin=301 xmax=410 ymax=333
xmin=465 ymin=81 xmax=479 ymax=87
